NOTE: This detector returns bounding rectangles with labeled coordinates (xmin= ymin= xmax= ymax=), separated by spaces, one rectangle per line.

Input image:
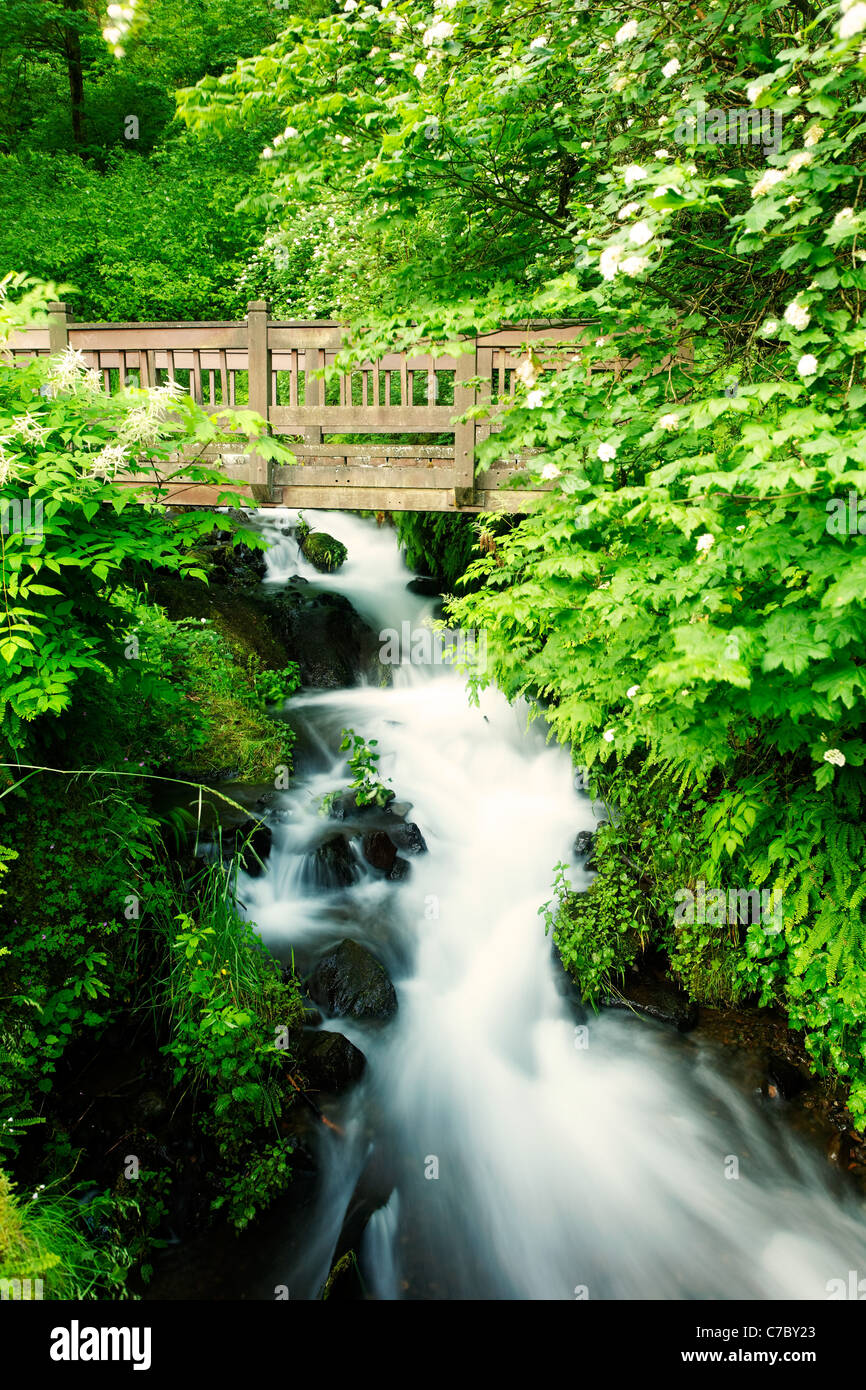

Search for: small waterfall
xmin=227 ymin=507 xmax=866 ymax=1300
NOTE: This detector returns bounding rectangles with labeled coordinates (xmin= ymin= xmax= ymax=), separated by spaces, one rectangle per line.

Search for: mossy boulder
xmin=301 ymin=530 xmax=348 ymax=573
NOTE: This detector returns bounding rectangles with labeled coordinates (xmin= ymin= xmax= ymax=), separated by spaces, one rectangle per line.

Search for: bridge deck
xmin=8 ymin=304 xmax=601 ymax=511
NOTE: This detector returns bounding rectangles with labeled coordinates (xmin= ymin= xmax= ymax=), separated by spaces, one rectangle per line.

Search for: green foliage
xmin=339 ymin=727 xmax=393 ymax=808
xmin=0 ymin=140 xmax=273 ymax=321
xmin=115 ymin=597 xmax=299 ymax=780
xmin=150 ymin=859 xmax=304 ymax=1228
xmin=394 ymin=513 xmax=481 ymax=591
xmin=0 ymin=1168 xmax=128 ymax=1299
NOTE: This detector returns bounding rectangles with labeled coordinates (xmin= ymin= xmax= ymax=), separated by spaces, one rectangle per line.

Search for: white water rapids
xmin=233 ymin=508 xmax=866 ymax=1300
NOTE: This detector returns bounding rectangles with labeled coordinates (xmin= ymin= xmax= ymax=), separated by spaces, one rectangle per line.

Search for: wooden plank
xmin=289 ymin=444 xmax=454 ymax=458
xmin=269 ymin=325 xmax=344 ymax=351
xmin=272 ymin=484 xmax=545 ymax=512
xmin=270 ymin=405 xmax=456 ymax=433
xmin=273 ymin=464 xmax=456 ymax=488
xmin=191 ymin=350 xmax=202 ymax=404
xmin=69 ymin=325 xmax=247 ymax=350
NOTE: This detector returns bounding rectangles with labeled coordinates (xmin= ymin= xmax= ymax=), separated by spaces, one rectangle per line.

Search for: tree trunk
xmin=62 ymin=0 xmax=85 ymax=144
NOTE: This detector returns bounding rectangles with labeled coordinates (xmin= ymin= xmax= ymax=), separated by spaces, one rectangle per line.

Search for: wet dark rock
xmin=302 ymin=836 xmax=359 ymax=890
xmin=327 ymin=789 xmax=395 ymax=822
xmin=573 ymin=829 xmax=597 ymax=866
xmin=388 ymin=821 xmax=427 ymax=855
xmin=765 ymin=1051 xmax=811 ymax=1100
xmin=265 ymin=583 xmax=383 ymax=688
xmin=301 ymin=530 xmax=348 ymax=573
xmin=362 ymin=831 xmax=397 ymax=874
xmin=607 ymin=973 xmax=698 ymax=1032
xmin=296 ymin=1029 xmax=366 ymax=1093
xmin=389 ymin=856 xmax=411 ymax=881
xmin=309 ymin=939 xmax=398 ymax=1020
xmin=320 ymin=1251 xmax=363 ymax=1302
xmin=406 ymin=576 xmax=441 ymax=596
xmin=202 ymin=530 xmax=268 ymax=590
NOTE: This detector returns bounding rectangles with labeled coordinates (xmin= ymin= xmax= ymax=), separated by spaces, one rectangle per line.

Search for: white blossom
xmin=423 ymin=19 xmax=455 ymax=45
xmin=529 ymin=35 xmax=549 ymax=49
xmin=613 ymin=74 xmax=630 ymax=91
xmin=840 ymin=2 xmax=866 ymax=37
xmin=797 ymin=353 xmax=818 ymax=376
xmin=834 ymin=206 xmax=856 ymax=225
xmin=659 ymin=412 xmax=679 ymax=430
xmin=786 ymin=150 xmax=813 ymax=172
xmin=413 ymin=61 xmax=428 ymax=79
xmin=629 ymin=220 xmax=652 ymax=245
xmin=89 ymin=443 xmax=130 ymax=478
xmin=525 ymin=389 xmax=545 ymax=409
xmin=662 ymin=58 xmax=680 ymax=78
xmin=760 ymin=318 xmax=780 ymax=336
xmin=540 ymin=462 xmax=561 ymax=480
xmin=597 ymin=442 xmax=617 ymax=461
xmin=624 ymin=163 xmax=647 ymax=186
xmin=615 ymin=19 xmax=638 ymax=43
xmin=621 ymin=254 xmax=649 ymax=275
xmin=618 ymin=202 xmax=640 ymax=219
xmin=787 ymin=84 xmax=802 ymax=96
xmin=751 ymin=168 xmax=786 ymax=198
xmin=626 ymin=685 xmax=640 ymax=698
xmin=784 ymin=298 xmax=810 ymax=330
xmin=696 ymin=532 xmax=714 ymax=553
xmin=602 ymin=728 xmax=616 ymax=742
xmin=654 ymin=148 xmax=669 ymax=158
xmin=823 ymin=748 xmax=846 ymax=766
xmin=803 ymin=124 xmax=824 ymax=146
xmin=599 ymin=244 xmax=624 ymax=280
xmin=10 ymin=413 xmax=49 ymax=444
xmin=515 ymin=356 xmax=538 ymax=388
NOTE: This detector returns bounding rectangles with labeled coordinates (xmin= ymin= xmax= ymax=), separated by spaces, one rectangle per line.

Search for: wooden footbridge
xmin=9 ymin=302 xmax=593 ymax=511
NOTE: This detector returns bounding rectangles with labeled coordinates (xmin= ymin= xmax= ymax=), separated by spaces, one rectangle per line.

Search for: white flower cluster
xmin=102 ymin=0 xmax=139 ymax=58
xmin=839 ymin=0 xmax=866 ymax=39
xmin=823 ymin=748 xmax=846 ymax=766
xmin=9 ymin=413 xmax=49 ymax=445
xmin=116 ymin=381 xmax=185 ymax=450
xmin=423 ymin=18 xmax=455 ymax=45
xmin=48 ymin=348 xmax=103 ymax=397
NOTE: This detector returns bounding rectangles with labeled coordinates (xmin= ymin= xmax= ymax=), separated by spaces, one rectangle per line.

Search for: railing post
xmin=247 ymin=299 xmax=272 ymax=495
xmin=304 ymin=348 xmax=324 ymax=446
xmin=453 ymin=338 xmax=477 ymax=508
xmin=47 ymin=302 xmax=70 ymax=355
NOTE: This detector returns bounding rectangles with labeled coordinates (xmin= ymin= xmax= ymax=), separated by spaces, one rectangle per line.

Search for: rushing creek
xmin=204 ymin=509 xmax=866 ymax=1299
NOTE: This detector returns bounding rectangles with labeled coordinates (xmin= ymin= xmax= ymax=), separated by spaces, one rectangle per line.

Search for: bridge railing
xmin=5 ymin=302 xmax=595 ymax=510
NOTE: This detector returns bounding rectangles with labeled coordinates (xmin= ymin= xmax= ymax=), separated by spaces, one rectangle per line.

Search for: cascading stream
xmin=237 ymin=508 xmax=866 ymax=1300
